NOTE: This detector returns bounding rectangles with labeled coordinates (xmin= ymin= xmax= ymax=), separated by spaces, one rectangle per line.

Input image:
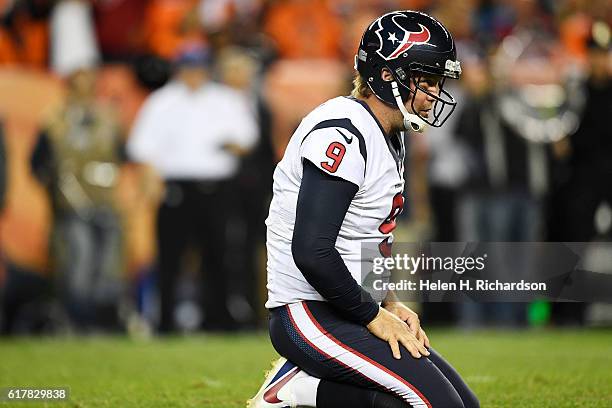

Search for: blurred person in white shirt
xmin=127 ymin=43 xmax=258 ymax=332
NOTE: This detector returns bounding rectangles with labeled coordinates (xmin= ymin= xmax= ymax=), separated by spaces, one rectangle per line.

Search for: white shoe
xmin=247 ymin=357 xmax=306 ymax=408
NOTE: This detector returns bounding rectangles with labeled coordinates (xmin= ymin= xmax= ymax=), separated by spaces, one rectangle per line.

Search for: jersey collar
xmin=345 ymin=96 xmax=405 ymax=169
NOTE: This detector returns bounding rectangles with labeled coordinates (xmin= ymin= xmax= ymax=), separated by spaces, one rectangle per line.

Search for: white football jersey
xmin=265 ymin=96 xmax=406 ymax=308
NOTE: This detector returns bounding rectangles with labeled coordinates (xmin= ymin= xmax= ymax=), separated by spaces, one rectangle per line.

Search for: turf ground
xmin=1 ymin=329 xmax=611 ymax=407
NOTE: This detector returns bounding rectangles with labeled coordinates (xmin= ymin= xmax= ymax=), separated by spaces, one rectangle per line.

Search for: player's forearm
xmin=292 ymin=240 xmax=380 ymax=325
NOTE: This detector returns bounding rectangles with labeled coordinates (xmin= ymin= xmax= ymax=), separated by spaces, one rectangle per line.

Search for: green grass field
xmin=1 ymin=329 xmax=611 ymax=407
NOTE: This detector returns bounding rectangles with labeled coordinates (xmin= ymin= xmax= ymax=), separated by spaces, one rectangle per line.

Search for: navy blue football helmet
xmin=355 ymin=11 xmax=461 ymax=132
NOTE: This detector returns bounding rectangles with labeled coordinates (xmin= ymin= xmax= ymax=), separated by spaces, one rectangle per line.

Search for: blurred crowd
xmin=0 ymin=0 xmax=610 ymax=335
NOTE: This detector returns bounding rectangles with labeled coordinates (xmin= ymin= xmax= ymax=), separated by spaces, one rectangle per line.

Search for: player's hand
xmin=366 ymin=307 xmax=430 ymax=360
xmin=383 ymin=302 xmax=430 ymax=348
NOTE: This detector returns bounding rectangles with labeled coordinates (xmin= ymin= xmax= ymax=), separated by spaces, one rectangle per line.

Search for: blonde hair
xmin=350 ymin=73 xmax=372 ymax=98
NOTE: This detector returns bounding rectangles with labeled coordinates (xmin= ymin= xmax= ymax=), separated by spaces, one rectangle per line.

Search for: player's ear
xmin=381 ymin=68 xmax=393 ymax=82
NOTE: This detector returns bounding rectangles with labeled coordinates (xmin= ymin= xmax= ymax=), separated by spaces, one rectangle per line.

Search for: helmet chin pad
xmin=391 ymin=81 xmax=427 ymax=132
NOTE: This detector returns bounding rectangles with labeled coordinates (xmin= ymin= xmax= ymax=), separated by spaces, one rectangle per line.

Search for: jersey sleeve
xmin=300 ymin=124 xmax=366 ymax=187
xmin=292 ymin=160 xmax=380 ymax=325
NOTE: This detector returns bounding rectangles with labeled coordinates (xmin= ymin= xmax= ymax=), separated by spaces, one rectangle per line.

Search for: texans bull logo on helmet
xmin=374 ymin=13 xmax=436 ymax=61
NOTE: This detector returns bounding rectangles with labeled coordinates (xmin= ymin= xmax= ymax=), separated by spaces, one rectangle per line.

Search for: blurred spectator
xmin=30 ymin=68 xmax=127 ymax=330
xmin=423 ymin=2 xmax=478 ymax=244
xmin=216 ymin=46 xmax=274 ymax=326
xmin=416 ymin=80 xmax=470 ymax=325
xmin=127 ymin=43 xmax=258 ymax=332
xmin=550 ymin=22 xmax=612 ymax=242
xmin=30 ymin=0 xmax=127 ymax=331
xmin=454 ymin=65 xmax=549 ymax=326
xmin=406 ymin=2 xmax=475 ymax=325
xmin=548 ymin=21 xmax=611 ymax=325
xmin=0 ymin=68 xmax=64 ymax=336
xmin=0 ymin=0 xmax=53 ymax=68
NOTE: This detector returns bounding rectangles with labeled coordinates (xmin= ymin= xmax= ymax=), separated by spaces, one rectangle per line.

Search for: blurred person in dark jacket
xmin=548 ymin=22 xmax=611 ymax=325
xmin=216 ymin=47 xmax=273 ymax=327
xmin=550 ymin=22 xmax=612 ymax=243
xmin=454 ymin=46 xmax=567 ymax=327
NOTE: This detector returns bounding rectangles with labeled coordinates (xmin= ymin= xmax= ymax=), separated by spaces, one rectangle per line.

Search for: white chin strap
xmin=391 ymin=81 xmax=427 ymax=133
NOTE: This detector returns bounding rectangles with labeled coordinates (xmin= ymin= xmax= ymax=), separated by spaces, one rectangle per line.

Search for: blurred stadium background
xmin=0 ymin=0 xmax=610 ymax=406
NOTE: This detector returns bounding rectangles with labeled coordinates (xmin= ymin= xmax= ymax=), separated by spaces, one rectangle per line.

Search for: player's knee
xmin=462 ymin=390 xmax=480 ymax=408
xmin=445 ymin=394 xmax=466 ymax=408
xmin=424 ymin=386 xmax=465 ymax=408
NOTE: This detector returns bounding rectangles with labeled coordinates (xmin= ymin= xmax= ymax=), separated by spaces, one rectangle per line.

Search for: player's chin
xmin=419 ymin=109 xmax=431 ymax=119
